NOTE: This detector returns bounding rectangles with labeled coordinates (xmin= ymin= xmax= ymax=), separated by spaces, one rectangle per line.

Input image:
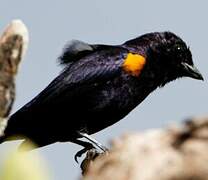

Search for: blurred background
xmin=0 ymin=1 xmax=207 ymax=179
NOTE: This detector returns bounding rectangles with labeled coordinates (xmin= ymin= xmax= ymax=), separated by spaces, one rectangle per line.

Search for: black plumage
xmin=0 ymin=32 xmax=203 ymax=159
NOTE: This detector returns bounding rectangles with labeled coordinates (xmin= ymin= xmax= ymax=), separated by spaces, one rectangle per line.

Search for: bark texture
xmin=0 ymin=20 xmax=28 ymax=135
xmin=82 ymin=117 xmax=208 ymax=180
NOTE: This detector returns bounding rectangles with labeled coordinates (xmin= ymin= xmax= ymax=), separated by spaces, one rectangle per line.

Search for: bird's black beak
xmin=181 ymin=62 xmax=204 ymax=80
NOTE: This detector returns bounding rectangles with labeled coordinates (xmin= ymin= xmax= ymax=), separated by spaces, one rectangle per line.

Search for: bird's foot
xmin=74 ymin=133 xmax=108 ymax=163
xmin=78 ymin=132 xmax=108 ymax=152
xmin=80 ymin=148 xmax=102 ymax=174
xmin=74 ymin=143 xmax=95 ymax=163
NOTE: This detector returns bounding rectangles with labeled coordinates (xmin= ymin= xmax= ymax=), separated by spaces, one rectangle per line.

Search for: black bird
xmin=0 ymin=32 xmax=203 ymax=161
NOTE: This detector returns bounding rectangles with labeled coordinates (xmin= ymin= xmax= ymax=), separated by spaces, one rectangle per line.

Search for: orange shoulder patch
xmin=122 ymin=53 xmax=146 ymax=77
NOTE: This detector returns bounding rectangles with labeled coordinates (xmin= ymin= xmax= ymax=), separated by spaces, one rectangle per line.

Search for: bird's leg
xmin=73 ymin=139 xmax=95 ymax=163
xmin=78 ymin=132 xmax=108 ymax=152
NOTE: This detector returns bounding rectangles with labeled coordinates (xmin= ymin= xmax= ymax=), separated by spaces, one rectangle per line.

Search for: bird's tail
xmin=0 ymin=132 xmax=7 ymax=144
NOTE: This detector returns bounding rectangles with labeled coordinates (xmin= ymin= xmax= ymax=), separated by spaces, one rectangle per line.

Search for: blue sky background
xmin=0 ymin=1 xmax=207 ymax=179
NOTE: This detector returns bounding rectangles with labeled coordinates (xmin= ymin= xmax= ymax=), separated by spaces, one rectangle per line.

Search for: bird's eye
xmin=175 ymin=45 xmax=184 ymax=54
xmin=175 ymin=44 xmax=183 ymax=51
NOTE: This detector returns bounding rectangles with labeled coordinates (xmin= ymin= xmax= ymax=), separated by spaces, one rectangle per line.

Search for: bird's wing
xmin=22 ymin=47 xmax=128 ymax=109
xmin=59 ymin=40 xmax=116 ymax=65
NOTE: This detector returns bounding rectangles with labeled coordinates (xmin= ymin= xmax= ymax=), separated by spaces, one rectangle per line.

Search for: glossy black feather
xmin=1 ymin=31 xmax=203 ymax=148
xmin=4 ymin=47 xmax=128 ymax=145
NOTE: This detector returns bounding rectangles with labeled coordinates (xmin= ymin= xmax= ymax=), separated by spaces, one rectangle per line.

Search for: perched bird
xmin=0 ymin=32 xmax=203 ymax=161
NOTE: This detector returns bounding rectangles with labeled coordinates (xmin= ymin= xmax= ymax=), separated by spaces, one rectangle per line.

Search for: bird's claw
xmin=74 ymin=148 xmax=87 ymax=163
xmin=80 ymin=149 xmax=102 ymax=174
xmin=74 ymin=145 xmax=108 ymax=163
xmin=100 ymin=145 xmax=108 ymax=152
xmin=74 ymin=144 xmax=95 ymax=163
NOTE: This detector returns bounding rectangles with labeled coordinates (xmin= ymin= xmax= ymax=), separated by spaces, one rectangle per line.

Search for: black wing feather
xmin=4 ymin=46 xmax=128 ymax=142
xmin=23 ymin=47 xmax=127 ymax=110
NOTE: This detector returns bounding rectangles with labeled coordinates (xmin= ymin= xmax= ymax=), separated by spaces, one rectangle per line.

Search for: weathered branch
xmin=0 ymin=20 xmax=28 ymax=135
xmin=82 ymin=117 xmax=208 ymax=180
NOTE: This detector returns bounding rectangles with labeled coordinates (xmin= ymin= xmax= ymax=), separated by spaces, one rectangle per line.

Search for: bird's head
xmin=123 ymin=32 xmax=203 ymax=87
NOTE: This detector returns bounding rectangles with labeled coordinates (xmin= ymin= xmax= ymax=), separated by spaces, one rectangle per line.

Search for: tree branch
xmin=82 ymin=117 xmax=208 ymax=180
xmin=0 ymin=20 xmax=28 ymax=136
